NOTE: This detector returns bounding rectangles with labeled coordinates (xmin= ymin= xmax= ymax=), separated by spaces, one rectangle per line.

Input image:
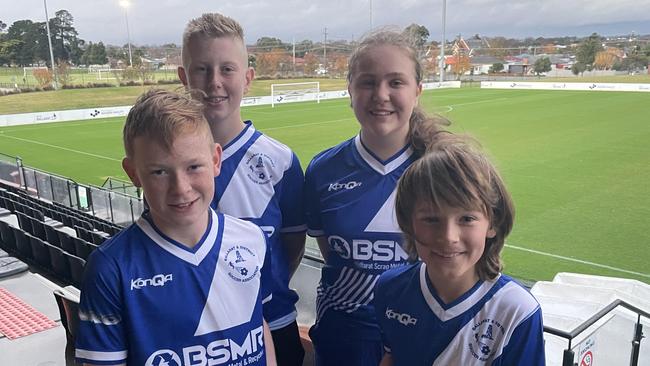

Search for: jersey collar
xmin=222 ymin=121 xmax=255 ymax=161
xmin=136 ymin=208 xmax=220 ymax=266
xmin=419 ymin=262 xmax=501 ymax=322
xmin=354 ymin=135 xmax=413 ymax=175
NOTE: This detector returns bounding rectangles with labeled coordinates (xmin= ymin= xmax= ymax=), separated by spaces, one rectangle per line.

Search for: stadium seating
xmin=0 ymin=220 xmax=16 ymax=253
xmin=29 ymin=235 xmax=51 ymax=269
xmin=12 ymin=226 xmax=33 ymax=261
xmin=65 ymin=252 xmax=86 ymax=287
xmin=54 ymin=287 xmax=81 ymax=365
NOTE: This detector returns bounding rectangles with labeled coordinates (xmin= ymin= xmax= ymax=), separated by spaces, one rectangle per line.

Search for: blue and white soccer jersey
xmin=212 ymin=121 xmax=305 ymax=330
xmin=304 ymin=135 xmax=415 ymax=342
xmin=75 ymin=209 xmax=272 ymax=366
xmin=374 ymin=262 xmax=546 ymax=366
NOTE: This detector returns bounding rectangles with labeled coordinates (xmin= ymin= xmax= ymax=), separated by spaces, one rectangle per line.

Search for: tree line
xmin=0 ymin=10 xmax=136 ymax=67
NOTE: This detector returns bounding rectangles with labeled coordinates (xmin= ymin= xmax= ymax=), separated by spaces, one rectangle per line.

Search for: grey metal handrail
xmin=543 ymin=299 xmax=648 ymax=366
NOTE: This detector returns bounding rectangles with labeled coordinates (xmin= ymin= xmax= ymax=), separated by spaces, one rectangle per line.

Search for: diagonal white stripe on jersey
xmin=218 ymin=135 xmax=292 ymax=218
xmin=195 ymin=216 xmax=265 ymax=336
xmin=364 ymin=188 xmax=401 ymax=233
xmin=432 ymin=281 xmax=539 ymax=365
xmin=136 ymin=210 xmax=218 ymax=266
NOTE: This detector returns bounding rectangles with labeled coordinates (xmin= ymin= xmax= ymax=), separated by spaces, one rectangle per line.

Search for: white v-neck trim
xmin=419 ymin=263 xmax=500 ymax=322
xmin=222 ymin=123 xmax=256 ymax=161
xmin=136 ymin=209 xmax=219 ymax=266
xmin=354 ymin=135 xmax=413 ymax=175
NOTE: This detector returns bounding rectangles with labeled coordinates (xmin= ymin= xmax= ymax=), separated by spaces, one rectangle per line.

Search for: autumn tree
xmin=256 ymin=49 xmax=289 ymax=76
xmin=453 ymin=55 xmax=471 ymax=79
xmin=594 ymin=50 xmax=618 ymax=70
xmin=330 ymin=53 xmax=347 ymax=78
xmin=303 ymin=52 xmax=319 ymax=76
xmin=33 ymin=68 xmax=53 ymax=88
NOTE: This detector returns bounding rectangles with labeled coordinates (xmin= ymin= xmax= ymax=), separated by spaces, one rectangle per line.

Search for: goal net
xmin=271 ymin=81 xmax=320 ymax=108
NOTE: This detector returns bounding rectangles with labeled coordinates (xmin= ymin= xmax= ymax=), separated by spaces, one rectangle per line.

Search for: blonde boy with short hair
xmin=75 ymin=89 xmax=276 ymax=366
xmin=179 ymin=14 xmax=307 ymax=365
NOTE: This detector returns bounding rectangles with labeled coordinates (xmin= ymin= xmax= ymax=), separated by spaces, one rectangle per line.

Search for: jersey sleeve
xmin=303 ymin=158 xmax=324 ymax=237
xmin=259 ymin=228 xmax=273 ymax=304
xmin=496 ymin=306 xmax=546 ymax=366
xmin=75 ymin=250 xmax=128 ymax=365
xmin=278 ymin=152 xmax=306 ymax=233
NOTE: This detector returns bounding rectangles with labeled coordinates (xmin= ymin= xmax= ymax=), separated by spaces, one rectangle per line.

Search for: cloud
xmin=2 ymin=0 xmax=649 ymax=45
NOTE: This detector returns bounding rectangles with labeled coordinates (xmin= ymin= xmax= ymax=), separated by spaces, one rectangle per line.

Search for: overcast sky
xmin=3 ymin=0 xmax=650 ymax=46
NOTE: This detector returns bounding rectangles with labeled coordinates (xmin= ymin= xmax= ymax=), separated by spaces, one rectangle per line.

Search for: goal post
xmin=271 ymin=81 xmax=320 ymax=108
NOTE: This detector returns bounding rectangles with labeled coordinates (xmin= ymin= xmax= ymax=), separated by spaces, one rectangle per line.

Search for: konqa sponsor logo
xmin=131 ymin=273 xmax=173 ymax=290
xmin=145 ymin=326 xmax=265 ymax=366
xmin=327 ymin=180 xmax=362 ymax=192
xmin=385 ymin=308 xmax=417 ymax=326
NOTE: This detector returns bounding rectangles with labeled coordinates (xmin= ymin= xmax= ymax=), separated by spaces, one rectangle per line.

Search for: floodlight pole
xmin=439 ymin=0 xmax=446 ymax=83
xmin=43 ymin=0 xmax=59 ymax=89
xmin=120 ymin=0 xmax=133 ymax=67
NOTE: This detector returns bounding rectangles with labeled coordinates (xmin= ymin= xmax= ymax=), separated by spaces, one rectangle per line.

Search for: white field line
xmin=0 ymin=118 xmax=122 ymax=134
xmin=506 ymin=244 xmax=650 ymax=279
xmin=262 ymin=117 xmax=355 ymax=131
xmin=0 ymin=134 xmax=121 ymax=162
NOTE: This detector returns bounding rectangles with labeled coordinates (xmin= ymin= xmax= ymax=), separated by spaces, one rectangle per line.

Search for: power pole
xmin=323 ymin=27 xmax=328 ymax=65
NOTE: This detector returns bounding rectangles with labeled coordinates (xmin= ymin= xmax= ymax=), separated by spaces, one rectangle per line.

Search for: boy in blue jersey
xmin=178 ymin=13 xmax=306 ymax=366
xmin=75 ymin=89 xmax=277 ymax=366
xmin=304 ymin=30 xmax=449 ymax=365
xmin=374 ymin=134 xmax=545 ymax=365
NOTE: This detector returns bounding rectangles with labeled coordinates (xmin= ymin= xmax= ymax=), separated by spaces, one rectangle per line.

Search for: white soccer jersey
xmin=213 ymin=121 xmax=305 ymax=329
xmin=375 ymin=262 xmax=546 ymax=366
xmin=304 ymin=135 xmax=415 ymax=341
xmin=75 ymin=209 xmax=271 ymax=366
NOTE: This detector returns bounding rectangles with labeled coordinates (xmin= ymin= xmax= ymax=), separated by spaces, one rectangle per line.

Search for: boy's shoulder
xmin=240 ymin=122 xmax=300 ymax=169
xmin=490 ymin=274 xmax=541 ymax=315
xmin=220 ymin=214 xmax=267 ymax=249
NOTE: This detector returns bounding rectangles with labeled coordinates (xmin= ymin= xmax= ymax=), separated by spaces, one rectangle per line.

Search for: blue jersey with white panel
xmin=212 ymin=121 xmax=305 ymax=330
xmin=304 ymin=135 xmax=415 ymax=341
xmin=75 ymin=209 xmax=271 ymax=366
xmin=374 ymin=262 xmax=546 ymax=366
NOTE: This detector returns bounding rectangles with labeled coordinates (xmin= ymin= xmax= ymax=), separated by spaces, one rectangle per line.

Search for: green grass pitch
xmin=0 ymin=87 xmax=648 ymax=284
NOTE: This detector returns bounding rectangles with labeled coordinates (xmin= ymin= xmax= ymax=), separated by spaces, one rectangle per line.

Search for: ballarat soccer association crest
xmin=224 ymin=245 xmax=259 ymax=283
xmin=246 ymin=153 xmax=275 ymax=184
xmin=468 ymin=318 xmax=505 ymax=361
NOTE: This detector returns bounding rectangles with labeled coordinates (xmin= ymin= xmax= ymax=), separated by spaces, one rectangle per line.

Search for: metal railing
xmin=544 ymin=299 xmax=648 ymax=366
xmin=0 ymin=154 xmax=142 ymax=227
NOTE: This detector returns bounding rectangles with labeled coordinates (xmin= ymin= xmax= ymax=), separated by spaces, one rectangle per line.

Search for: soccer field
xmin=0 ymin=87 xmax=648 ymax=284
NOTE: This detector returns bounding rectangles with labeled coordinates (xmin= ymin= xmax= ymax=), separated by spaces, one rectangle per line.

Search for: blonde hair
xmin=395 ymin=134 xmax=514 ymax=280
xmin=347 ymin=29 xmax=449 ymax=156
xmin=123 ymin=89 xmax=212 ymax=157
xmin=181 ymin=13 xmax=247 ymax=68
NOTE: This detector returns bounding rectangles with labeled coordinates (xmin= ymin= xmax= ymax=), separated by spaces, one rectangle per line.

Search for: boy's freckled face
xmin=123 ymin=129 xmax=221 ymax=239
xmin=179 ymin=36 xmax=253 ymax=127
